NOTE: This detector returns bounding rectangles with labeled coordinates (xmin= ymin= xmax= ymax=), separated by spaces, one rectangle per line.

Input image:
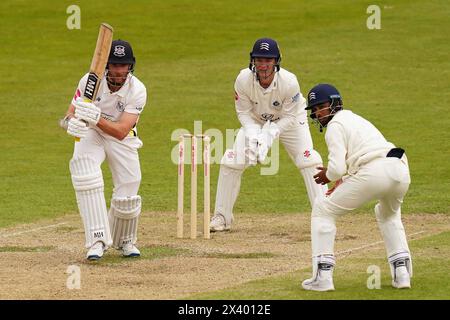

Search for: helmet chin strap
xmin=256 ymin=69 xmax=275 ymax=81
xmin=311 ymin=107 xmax=334 ymax=132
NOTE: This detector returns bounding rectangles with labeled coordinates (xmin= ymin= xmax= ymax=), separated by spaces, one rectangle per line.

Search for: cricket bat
xmin=75 ymin=23 xmax=113 ymax=141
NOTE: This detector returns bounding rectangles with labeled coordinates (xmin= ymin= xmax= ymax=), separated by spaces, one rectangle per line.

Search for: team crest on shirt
xmin=116 ymin=101 xmax=125 ymax=112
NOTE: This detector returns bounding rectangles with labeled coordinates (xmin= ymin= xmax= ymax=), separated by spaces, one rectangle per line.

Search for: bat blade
xmin=83 ymin=23 xmax=114 ymax=102
xmin=75 ymin=23 xmax=113 ymax=142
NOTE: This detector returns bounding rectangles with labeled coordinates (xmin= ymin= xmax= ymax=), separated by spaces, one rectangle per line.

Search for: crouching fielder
xmin=210 ymin=38 xmax=327 ymax=232
xmin=301 ymin=84 xmax=412 ymax=291
xmin=61 ymin=40 xmax=146 ymax=260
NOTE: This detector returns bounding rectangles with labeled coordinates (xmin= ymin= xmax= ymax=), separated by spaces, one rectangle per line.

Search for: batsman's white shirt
xmin=324 ymin=110 xmax=397 ymax=182
xmin=234 ymin=68 xmax=307 ymax=133
xmin=71 ymin=73 xmax=147 ymax=197
xmin=72 ymin=73 xmax=146 ymax=141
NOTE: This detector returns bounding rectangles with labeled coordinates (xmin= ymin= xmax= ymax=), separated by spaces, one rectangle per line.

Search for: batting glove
xmin=74 ymin=97 xmax=101 ymax=126
xmin=67 ymin=117 xmax=88 ymax=139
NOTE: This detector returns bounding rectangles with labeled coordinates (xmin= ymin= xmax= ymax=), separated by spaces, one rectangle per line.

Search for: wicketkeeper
xmin=210 ymin=38 xmax=327 ymax=232
xmin=61 ymin=40 xmax=147 ymax=260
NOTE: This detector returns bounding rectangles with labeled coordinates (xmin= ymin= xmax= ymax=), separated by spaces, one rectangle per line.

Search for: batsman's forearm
xmin=96 ymin=118 xmax=131 ymax=141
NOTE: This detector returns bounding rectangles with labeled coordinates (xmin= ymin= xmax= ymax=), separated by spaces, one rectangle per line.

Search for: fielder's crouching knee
xmin=295 ymin=149 xmax=328 ymax=206
xmin=312 ymin=197 xmax=338 ymax=221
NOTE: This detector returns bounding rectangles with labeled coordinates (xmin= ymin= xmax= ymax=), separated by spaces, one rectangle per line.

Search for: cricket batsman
xmin=301 ymin=84 xmax=412 ymax=291
xmin=61 ymin=40 xmax=147 ymax=260
xmin=210 ymin=38 xmax=327 ymax=231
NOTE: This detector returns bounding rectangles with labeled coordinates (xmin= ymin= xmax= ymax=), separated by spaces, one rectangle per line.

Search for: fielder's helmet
xmin=108 ymin=39 xmax=136 ymax=72
xmin=249 ymin=38 xmax=282 ymax=71
xmin=306 ymin=84 xmax=343 ymax=119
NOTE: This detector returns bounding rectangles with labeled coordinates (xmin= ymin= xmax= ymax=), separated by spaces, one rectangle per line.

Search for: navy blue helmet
xmin=306 ymin=84 xmax=343 ymax=119
xmin=249 ymin=38 xmax=281 ymax=71
xmin=108 ymin=39 xmax=136 ymax=72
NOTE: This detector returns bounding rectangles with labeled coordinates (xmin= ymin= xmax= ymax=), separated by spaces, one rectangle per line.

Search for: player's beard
xmin=314 ymin=113 xmax=333 ymax=132
xmin=106 ymin=71 xmax=130 ymax=88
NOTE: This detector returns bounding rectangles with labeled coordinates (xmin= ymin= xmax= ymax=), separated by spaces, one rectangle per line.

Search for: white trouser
xmin=311 ymin=156 xmax=411 ymax=260
xmin=214 ymin=121 xmax=326 ymax=225
xmin=73 ymin=129 xmax=142 ymax=197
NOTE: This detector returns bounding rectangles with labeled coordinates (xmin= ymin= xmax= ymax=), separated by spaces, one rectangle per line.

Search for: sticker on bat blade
xmin=84 ymin=73 xmax=99 ymax=101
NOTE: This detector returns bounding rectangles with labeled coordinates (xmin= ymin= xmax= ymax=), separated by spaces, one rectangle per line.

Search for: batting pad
xmin=109 ymin=195 xmax=141 ymax=248
xmin=70 ymin=155 xmax=112 ymax=248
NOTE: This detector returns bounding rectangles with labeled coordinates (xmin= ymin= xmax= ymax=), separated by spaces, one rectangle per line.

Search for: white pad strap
xmin=70 ymin=155 xmax=112 ymax=248
xmin=109 ymin=195 xmax=141 ymax=248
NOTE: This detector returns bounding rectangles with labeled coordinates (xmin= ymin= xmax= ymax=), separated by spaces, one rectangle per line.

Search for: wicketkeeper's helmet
xmin=249 ymin=38 xmax=282 ymax=72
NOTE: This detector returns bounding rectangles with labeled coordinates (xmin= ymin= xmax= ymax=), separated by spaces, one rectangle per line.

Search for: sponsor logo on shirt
xmin=260 ymin=113 xmax=280 ymax=122
xmin=272 ymin=101 xmax=280 ymax=107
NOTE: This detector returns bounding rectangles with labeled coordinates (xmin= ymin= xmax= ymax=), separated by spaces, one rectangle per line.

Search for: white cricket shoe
xmin=302 ymin=270 xmax=335 ymax=292
xmin=392 ymin=266 xmax=411 ymax=289
xmin=210 ymin=214 xmax=231 ymax=232
xmin=122 ymin=243 xmax=141 ymax=257
xmin=86 ymin=241 xmax=105 ymax=261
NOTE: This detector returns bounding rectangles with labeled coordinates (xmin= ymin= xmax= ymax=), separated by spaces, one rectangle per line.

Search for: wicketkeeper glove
xmin=244 ymin=124 xmax=261 ymax=166
xmin=257 ymin=121 xmax=280 ymax=162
